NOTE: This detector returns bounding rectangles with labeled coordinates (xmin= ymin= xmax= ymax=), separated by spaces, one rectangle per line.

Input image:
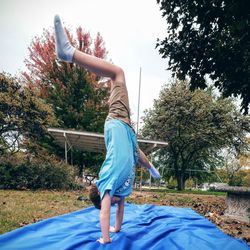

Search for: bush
xmin=185 ymin=178 xmax=195 ymax=189
xmin=0 ymin=153 xmax=78 ymax=190
xmin=167 ymin=177 xmax=177 ymax=189
xmin=228 ymin=171 xmax=247 ymax=187
xmin=242 ymin=170 xmax=250 ymax=187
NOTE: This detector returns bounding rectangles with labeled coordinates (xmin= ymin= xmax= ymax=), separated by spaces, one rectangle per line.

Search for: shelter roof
xmin=48 ymin=128 xmax=168 ymax=154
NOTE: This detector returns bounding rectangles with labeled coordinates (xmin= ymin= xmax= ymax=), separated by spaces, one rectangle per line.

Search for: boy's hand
xmin=97 ymin=237 xmax=112 ymax=244
xmin=109 ymin=226 xmax=120 ymax=233
xmin=149 ymin=163 xmax=161 ymax=179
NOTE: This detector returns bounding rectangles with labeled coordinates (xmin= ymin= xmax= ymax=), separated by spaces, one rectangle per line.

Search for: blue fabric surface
xmin=0 ymin=203 xmax=249 ymax=250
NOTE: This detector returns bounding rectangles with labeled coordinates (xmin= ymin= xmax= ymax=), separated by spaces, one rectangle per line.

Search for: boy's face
xmin=111 ymin=196 xmax=121 ymax=204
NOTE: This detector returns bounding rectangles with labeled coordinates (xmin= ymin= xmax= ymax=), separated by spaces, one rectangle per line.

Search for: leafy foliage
xmin=0 ymin=152 xmax=78 ymax=190
xmin=0 ymin=72 xmax=56 ymax=155
xmin=156 ymin=0 xmax=250 ymax=113
xmin=22 ymin=25 xmax=111 ymax=170
xmin=220 ymin=144 xmax=250 ymax=186
xmin=22 ymin=27 xmax=109 ymax=132
xmin=141 ymin=81 xmax=250 ymax=190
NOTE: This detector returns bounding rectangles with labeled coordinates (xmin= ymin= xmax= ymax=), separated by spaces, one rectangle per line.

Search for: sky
xmin=0 ymin=0 xmax=172 ymax=129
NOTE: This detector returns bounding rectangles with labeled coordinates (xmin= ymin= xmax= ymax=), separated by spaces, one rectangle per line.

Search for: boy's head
xmin=89 ymin=184 xmax=101 ymax=209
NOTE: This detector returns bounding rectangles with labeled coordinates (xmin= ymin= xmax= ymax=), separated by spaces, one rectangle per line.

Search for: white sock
xmin=148 ymin=163 xmax=161 ymax=179
xmin=54 ymin=15 xmax=76 ymax=62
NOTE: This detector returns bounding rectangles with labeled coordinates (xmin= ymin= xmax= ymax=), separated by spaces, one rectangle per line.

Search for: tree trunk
xmin=177 ymin=172 xmax=185 ymax=190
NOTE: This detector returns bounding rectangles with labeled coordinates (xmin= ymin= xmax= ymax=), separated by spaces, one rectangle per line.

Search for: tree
xmin=141 ymin=81 xmax=250 ymax=190
xmin=22 ymin=25 xmax=110 ymax=170
xmin=156 ymin=0 xmax=250 ymax=113
xmin=0 ymin=72 xmax=56 ymax=155
xmin=23 ymin=26 xmax=110 ymax=132
xmin=223 ymin=148 xmax=244 ymax=185
xmin=225 ymin=139 xmax=250 ymax=186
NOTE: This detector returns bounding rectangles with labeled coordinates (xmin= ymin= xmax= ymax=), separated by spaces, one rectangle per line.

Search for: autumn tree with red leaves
xmin=22 ymin=25 xmax=111 ymax=170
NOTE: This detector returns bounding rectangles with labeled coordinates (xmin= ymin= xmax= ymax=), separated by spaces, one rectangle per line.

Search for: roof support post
xmin=64 ymin=132 xmax=68 ymax=164
xmin=63 ymin=132 xmax=74 ymax=165
xmin=144 ymin=143 xmax=157 ymax=155
xmin=71 ymin=149 xmax=73 ymax=165
xmin=149 ymin=154 xmax=153 ymax=190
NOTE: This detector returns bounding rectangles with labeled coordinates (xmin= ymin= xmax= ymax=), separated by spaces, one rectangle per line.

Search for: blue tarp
xmin=0 ymin=203 xmax=249 ymax=250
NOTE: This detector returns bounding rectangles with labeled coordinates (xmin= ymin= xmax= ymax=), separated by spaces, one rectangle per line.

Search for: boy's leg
xmin=54 ymin=15 xmax=124 ymax=83
xmin=54 ymin=15 xmax=75 ymax=62
xmin=54 ymin=14 xmax=131 ymax=124
xmin=73 ymin=51 xmax=125 ymax=83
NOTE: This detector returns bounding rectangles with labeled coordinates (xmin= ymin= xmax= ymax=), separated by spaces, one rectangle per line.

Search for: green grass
xmin=0 ymin=188 xmax=226 ymax=235
xmin=141 ymin=187 xmax=226 ymax=196
xmin=0 ymin=190 xmax=91 ymax=234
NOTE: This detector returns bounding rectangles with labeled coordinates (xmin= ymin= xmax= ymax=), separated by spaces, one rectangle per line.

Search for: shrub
xmin=242 ymin=170 xmax=250 ymax=187
xmin=167 ymin=177 xmax=177 ymax=189
xmin=228 ymin=171 xmax=247 ymax=187
xmin=185 ymin=178 xmax=195 ymax=189
xmin=0 ymin=153 xmax=78 ymax=190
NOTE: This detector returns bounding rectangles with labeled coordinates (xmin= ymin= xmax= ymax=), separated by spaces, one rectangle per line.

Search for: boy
xmin=54 ymin=15 xmax=160 ymax=244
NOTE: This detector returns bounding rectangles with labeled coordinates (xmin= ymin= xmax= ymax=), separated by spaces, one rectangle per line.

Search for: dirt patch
xmin=128 ymin=191 xmax=250 ymax=246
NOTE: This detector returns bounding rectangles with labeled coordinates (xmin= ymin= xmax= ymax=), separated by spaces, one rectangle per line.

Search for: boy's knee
xmin=113 ymin=67 xmax=125 ymax=83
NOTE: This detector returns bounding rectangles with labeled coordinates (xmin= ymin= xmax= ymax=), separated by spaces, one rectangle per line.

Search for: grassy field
xmin=0 ymin=189 xmax=91 ymax=234
xmin=0 ymin=188 xmax=224 ymax=234
xmin=141 ymin=187 xmax=226 ymax=196
xmin=1 ymin=189 xmax=249 ymax=246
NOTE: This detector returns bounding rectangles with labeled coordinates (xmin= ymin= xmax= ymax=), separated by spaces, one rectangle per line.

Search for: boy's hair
xmin=89 ymin=184 xmax=101 ymax=209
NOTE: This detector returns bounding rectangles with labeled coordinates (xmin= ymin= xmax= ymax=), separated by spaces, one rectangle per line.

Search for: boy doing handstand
xmin=54 ymin=15 xmax=160 ymax=244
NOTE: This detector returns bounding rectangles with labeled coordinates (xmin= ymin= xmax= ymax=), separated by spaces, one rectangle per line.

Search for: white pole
xmin=136 ymin=67 xmax=142 ymax=134
xmin=137 ymin=67 xmax=143 ymax=192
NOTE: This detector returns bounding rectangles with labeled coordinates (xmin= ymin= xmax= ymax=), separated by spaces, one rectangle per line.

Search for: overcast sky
xmin=0 ymin=0 xmax=172 ymax=128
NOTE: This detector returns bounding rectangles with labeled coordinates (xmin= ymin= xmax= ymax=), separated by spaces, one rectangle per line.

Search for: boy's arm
xmin=138 ymin=148 xmax=161 ymax=178
xmin=138 ymin=148 xmax=151 ymax=169
xmin=110 ymin=197 xmax=125 ymax=232
xmin=98 ymin=191 xmax=112 ymax=244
